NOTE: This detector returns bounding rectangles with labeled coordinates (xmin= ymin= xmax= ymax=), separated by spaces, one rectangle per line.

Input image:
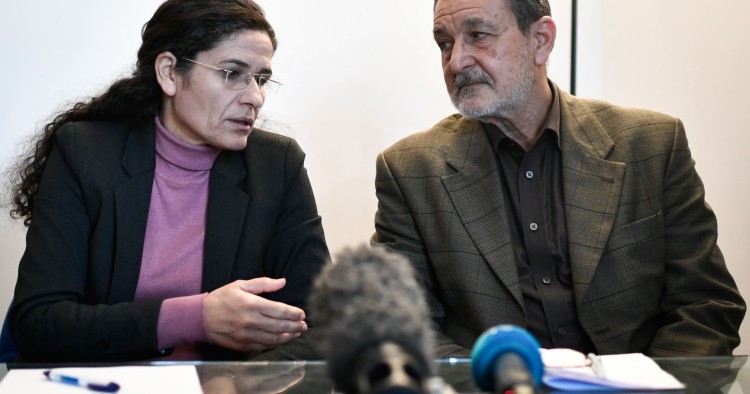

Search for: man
xmin=371 ymin=0 xmax=745 ymax=357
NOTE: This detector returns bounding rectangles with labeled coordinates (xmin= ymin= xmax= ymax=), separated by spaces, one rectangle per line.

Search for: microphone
xmin=471 ymin=325 xmax=544 ymax=394
xmin=309 ymin=245 xmax=450 ymax=394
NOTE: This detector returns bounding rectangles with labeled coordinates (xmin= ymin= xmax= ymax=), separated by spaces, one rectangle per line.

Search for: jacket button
xmin=99 ymin=339 xmax=111 ymax=349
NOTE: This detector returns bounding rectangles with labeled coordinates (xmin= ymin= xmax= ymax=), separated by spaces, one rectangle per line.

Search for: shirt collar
xmin=484 ymin=79 xmax=562 ymax=151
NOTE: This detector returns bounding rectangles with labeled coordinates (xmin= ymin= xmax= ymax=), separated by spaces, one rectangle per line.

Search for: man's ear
xmin=155 ymin=51 xmax=178 ymax=96
xmin=531 ymin=16 xmax=556 ymax=66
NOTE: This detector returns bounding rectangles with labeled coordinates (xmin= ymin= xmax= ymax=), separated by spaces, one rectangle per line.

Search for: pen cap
xmin=470 ymin=325 xmax=544 ymax=391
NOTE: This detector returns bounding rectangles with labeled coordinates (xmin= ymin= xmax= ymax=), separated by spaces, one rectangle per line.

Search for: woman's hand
xmin=203 ymin=278 xmax=307 ymax=352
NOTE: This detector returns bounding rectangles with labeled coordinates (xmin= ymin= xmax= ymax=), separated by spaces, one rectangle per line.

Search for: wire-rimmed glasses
xmin=181 ymin=58 xmax=282 ymax=95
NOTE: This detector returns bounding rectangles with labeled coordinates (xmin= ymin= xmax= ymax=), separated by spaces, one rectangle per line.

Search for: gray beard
xmin=450 ymin=59 xmax=535 ymax=120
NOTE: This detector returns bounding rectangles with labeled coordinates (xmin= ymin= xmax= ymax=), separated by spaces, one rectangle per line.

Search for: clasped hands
xmin=203 ymin=277 xmax=307 ymax=352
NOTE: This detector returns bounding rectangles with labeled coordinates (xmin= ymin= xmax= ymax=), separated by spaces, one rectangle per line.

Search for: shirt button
xmin=525 ymin=170 xmax=534 ymax=179
xmin=542 ymin=277 xmax=551 ymax=285
xmin=529 ymin=223 xmax=538 ymax=231
xmin=557 ymin=327 xmax=567 ymax=336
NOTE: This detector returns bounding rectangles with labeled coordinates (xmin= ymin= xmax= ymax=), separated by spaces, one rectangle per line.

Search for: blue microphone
xmin=471 ymin=325 xmax=544 ymax=394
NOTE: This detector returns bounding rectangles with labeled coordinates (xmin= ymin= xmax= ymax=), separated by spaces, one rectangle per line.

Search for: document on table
xmin=540 ymin=349 xmax=685 ymax=391
xmin=0 ymin=365 xmax=202 ymax=394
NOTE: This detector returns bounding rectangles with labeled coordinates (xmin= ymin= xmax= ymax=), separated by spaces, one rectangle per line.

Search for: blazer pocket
xmin=605 ymin=210 xmax=664 ymax=252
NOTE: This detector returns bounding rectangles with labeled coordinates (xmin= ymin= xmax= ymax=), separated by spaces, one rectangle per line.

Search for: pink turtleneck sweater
xmin=133 ymin=117 xmax=220 ymax=359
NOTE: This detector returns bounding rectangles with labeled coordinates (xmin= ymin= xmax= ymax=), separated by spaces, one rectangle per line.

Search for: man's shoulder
xmin=561 ymin=92 xmax=686 ymax=160
xmin=382 ymin=113 xmax=479 ymax=154
xmin=564 ymin=93 xmax=679 ymax=135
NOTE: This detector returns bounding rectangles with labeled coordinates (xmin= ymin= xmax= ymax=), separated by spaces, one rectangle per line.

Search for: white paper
xmin=0 ymin=365 xmax=202 ymax=394
xmin=542 ymin=351 xmax=685 ymax=391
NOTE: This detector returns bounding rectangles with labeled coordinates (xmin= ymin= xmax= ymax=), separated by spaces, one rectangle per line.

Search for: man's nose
xmin=448 ymin=41 xmax=476 ymax=74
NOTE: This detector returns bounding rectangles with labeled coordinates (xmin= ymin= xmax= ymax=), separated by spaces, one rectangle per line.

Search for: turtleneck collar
xmin=154 ymin=116 xmax=221 ymax=175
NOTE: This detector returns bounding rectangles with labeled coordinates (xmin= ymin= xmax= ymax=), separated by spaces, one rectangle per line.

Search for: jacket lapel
xmin=559 ymin=91 xmax=625 ymax=299
xmin=202 ymin=150 xmax=248 ymax=291
xmin=110 ymin=124 xmax=156 ymax=303
xmin=440 ymin=117 xmax=524 ymax=308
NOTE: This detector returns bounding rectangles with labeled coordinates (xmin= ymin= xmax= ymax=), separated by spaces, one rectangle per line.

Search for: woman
xmin=8 ymin=0 xmax=329 ymax=361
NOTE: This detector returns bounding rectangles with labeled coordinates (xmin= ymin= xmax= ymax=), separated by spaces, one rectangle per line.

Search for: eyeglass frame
xmin=180 ymin=58 xmax=282 ymax=94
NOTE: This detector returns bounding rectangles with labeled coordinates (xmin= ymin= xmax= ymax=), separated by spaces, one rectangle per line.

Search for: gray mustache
xmin=454 ymin=71 xmax=493 ymax=90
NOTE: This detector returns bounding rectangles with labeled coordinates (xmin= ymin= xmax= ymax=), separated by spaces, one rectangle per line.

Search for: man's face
xmin=433 ymin=0 xmax=536 ymax=119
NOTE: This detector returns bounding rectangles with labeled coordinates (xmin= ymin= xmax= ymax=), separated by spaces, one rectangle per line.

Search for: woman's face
xmin=159 ymin=29 xmax=275 ymax=150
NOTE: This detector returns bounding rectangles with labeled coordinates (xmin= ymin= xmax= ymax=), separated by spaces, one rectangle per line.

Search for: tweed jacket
xmin=11 ymin=120 xmax=329 ymax=361
xmin=372 ymin=87 xmax=745 ymax=358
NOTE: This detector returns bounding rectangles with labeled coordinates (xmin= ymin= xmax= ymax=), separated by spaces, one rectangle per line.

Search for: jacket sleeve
xmin=647 ymin=118 xmax=746 ymax=356
xmin=370 ymin=151 xmax=470 ymax=358
xmin=10 ymin=126 xmax=165 ymax=361
xmin=254 ymin=138 xmax=330 ymax=360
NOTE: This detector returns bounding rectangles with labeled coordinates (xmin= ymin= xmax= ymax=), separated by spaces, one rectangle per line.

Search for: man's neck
xmin=484 ymin=82 xmax=553 ymax=151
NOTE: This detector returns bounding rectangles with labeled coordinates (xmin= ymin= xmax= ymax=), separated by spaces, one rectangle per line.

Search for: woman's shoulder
xmin=55 ymin=120 xmax=134 ymax=149
xmin=248 ymin=128 xmax=293 ymax=146
xmin=53 ymin=121 xmax=153 ymax=172
xmin=246 ymin=129 xmax=304 ymax=158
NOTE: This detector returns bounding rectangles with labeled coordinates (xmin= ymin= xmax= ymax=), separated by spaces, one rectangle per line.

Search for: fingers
xmin=203 ymin=278 xmax=308 ymax=352
xmin=227 ymin=302 xmax=307 ymax=336
xmin=220 ymin=330 xmax=300 ymax=353
xmin=242 ymin=329 xmax=300 ymax=349
xmin=239 ymin=277 xmax=287 ymax=295
xmin=239 ymin=278 xmax=306 ymax=321
xmin=257 ymin=301 xmax=306 ymax=323
xmin=205 ymin=316 xmax=302 ymax=353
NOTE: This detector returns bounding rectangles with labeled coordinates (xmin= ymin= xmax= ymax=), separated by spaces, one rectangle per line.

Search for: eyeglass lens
xmin=224 ymin=71 xmax=280 ymax=95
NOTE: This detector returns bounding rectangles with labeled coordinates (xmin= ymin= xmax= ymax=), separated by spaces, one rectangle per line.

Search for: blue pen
xmin=44 ymin=370 xmax=121 ymax=392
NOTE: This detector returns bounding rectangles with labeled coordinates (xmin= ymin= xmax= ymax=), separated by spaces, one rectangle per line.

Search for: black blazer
xmin=10 ymin=120 xmax=329 ymax=361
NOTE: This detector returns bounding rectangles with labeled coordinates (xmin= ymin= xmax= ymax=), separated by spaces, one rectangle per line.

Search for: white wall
xmin=0 ymin=1 xmax=570 ymax=328
xmin=3 ymin=0 xmax=745 ymax=357
xmin=577 ymin=0 xmax=750 ymax=355
xmin=260 ymin=0 xmax=570 ymax=256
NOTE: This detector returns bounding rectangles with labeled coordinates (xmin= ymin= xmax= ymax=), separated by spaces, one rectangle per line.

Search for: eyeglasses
xmin=181 ymin=58 xmax=282 ymax=95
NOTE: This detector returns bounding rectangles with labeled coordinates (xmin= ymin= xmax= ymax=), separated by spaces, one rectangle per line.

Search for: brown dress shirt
xmin=484 ymin=85 xmax=595 ymax=352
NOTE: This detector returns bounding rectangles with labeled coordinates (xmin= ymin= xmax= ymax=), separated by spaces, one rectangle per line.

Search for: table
xmin=2 ymin=356 xmax=748 ymax=393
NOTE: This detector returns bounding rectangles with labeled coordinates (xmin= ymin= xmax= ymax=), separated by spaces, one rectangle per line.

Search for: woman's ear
xmin=155 ymin=51 xmax=178 ymax=96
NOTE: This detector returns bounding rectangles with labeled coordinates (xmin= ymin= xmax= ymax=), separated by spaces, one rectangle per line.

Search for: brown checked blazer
xmin=372 ymin=86 xmax=745 ymax=358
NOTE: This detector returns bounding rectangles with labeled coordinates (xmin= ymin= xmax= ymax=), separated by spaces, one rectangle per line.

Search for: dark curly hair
xmin=9 ymin=0 xmax=277 ymax=225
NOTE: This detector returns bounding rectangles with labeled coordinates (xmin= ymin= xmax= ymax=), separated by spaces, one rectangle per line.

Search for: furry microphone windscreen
xmin=308 ymin=245 xmax=435 ymax=393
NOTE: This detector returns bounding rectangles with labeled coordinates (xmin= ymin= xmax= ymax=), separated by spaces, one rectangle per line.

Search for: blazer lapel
xmin=110 ymin=124 xmax=156 ymax=303
xmin=440 ymin=118 xmax=524 ymax=308
xmin=559 ymin=91 xmax=625 ymax=299
xmin=202 ymin=150 xmax=249 ymax=291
